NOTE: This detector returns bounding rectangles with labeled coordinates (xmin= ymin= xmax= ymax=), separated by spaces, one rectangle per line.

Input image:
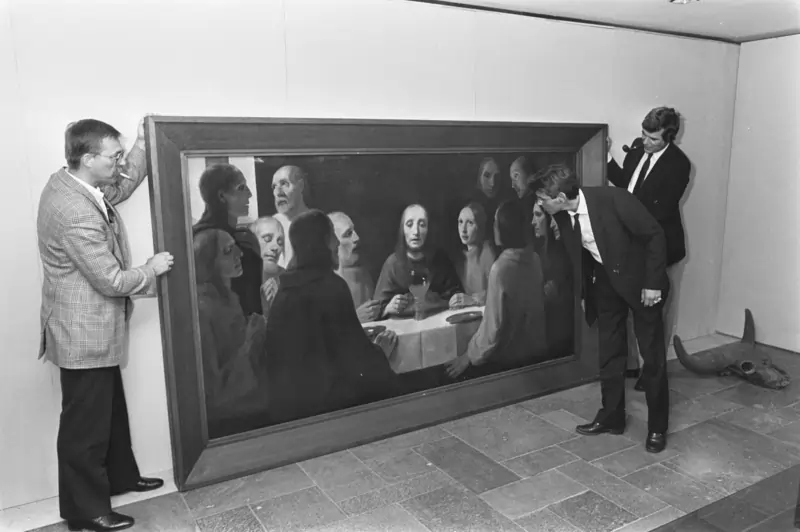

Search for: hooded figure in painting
xmin=263 ymin=210 xmax=404 ymax=425
xmin=674 ymin=309 xmax=790 ymax=390
xmin=193 ymin=163 xmax=263 ymax=316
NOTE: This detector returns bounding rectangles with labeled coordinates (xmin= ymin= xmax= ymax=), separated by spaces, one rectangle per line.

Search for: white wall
xmin=0 ymin=0 xmax=739 ymax=509
xmin=716 ymin=35 xmax=800 ymax=351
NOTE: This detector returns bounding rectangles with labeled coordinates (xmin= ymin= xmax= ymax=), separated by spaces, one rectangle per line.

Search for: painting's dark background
xmin=253 ymin=151 xmax=574 ymax=280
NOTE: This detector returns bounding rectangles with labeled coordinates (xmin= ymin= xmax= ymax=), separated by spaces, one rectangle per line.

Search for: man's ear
xmin=81 ymin=153 xmax=94 ymax=169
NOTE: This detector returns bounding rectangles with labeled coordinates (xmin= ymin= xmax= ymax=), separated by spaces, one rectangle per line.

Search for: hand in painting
xmin=245 ymin=313 xmax=267 ymax=346
xmin=356 ymin=300 xmax=382 ymax=323
xmin=383 ymin=293 xmax=412 ymax=317
xmin=261 ymin=277 xmax=280 ymax=306
xmin=373 ymin=330 xmax=398 ymax=359
xmin=445 ymin=354 xmax=470 ymax=379
xmin=448 ymin=293 xmax=474 ymax=310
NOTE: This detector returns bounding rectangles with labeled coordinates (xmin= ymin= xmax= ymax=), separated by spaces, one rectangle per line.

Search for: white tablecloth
xmin=363 ymin=306 xmax=484 ymax=374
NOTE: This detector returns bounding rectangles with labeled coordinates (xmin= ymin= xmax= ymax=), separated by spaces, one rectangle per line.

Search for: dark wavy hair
xmin=528 ymin=164 xmax=580 ymax=201
xmin=289 ymin=209 xmax=336 ymax=271
xmin=494 ymin=200 xmax=527 ymax=250
xmin=195 ymin=163 xmax=246 ymax=229
xmin=642 ymin=106 xmax=681 ymax=143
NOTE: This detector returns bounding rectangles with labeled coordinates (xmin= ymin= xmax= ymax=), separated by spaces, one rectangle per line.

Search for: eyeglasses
xmin=92 ymin=152 xmax=125 ymax=163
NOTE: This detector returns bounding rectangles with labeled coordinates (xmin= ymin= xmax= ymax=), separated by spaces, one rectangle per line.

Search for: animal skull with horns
xmin=673 ymin=309 xmax=790 ymax=390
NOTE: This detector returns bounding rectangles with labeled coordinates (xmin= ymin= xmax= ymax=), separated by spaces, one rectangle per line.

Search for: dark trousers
xmin=58 ymin=366 xmax=140 ymax=521
xmin=593 ymin=265 xmax=670 ymax=434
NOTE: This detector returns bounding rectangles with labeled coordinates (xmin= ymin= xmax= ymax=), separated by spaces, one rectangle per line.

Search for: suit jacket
xmin=37 ymin=145 xmax=155 ymax=369
xmin=553 ymin=187 xmax=669 ymax=326
xmin=607 ymin=142 xmax=691 ymax=266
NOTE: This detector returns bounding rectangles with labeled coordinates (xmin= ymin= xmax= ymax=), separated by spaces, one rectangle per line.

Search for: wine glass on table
xmin=408 ymin=269 xmax=430 ymax=321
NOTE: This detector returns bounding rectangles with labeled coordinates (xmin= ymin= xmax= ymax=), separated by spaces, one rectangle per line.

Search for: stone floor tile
xmin=623 ymin=464 xmax=725 ymax=514
xmin=183 ymin=464 xmax=312 ymax=519
xmin=350 ymin=427 xmax=451 ymax=461
xmin=696 ymin=495 xmax=770 ymax=532
xmin=311 ymin=504 xmax=429 ymax=532
xmin=590 ymin=444 xmax=680 ymax=478
xmin=557 ymin=433 xmax=638 ymax=461
xmin=442 ymin=405 xmax=575 ymax=462
xmin=362 ymin=448 xmax=437 ymax=483
xmin=413 ymin=436 xmax=519 ymax=494
xmin=549 ymin=490 xmax=637 ymax=532
xmin=502 ymin=445 xmax=579 ymax=478
xmin=335 ymin=470 xmax=452 ymax=516
xmin=251 ymin=486 xmax=345 ymax=532
xmin=115 ymin=493 xmax=197 ymax=532
xmin=401 ymin=484 xmax=523 ymax=532
xmin=479 ymin=469 xmax=586 ymax=520
xmin=612 ymin=506 xmax=686 ymax=532
xmin=196 ymin=506 xmax=263 ymax=532
xmin=514 ymin=508 xmax=580 ymax=532
xmin=716 ymin=405 xmax=800 ymax=434
xmin=557 ymin=460 xmax=667 ymax=518
xmin=299 ymin=451 xmax=387 ymax=502
xmin=536 ymin=409 xmax=588 ymax=433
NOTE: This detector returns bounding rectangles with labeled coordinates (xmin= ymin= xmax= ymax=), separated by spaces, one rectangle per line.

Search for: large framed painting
xmin=145 ymin=116 xmax=606 ymax=491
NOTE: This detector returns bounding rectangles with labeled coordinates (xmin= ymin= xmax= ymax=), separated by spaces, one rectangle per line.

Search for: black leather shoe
xmin=132 ymin=477 xmax=164 ymax=492
xmin=576 ymin=422 xmax=625 ymax=436
xmin=634 ymin=377 xmax=645 ymax=392
xmin=646 ymin=432 xmax=667 ymax=453
xmin=67 ymin=512 xmax=134 ymax=531
xmin=111 ymin=477 xmax=164 ymax=496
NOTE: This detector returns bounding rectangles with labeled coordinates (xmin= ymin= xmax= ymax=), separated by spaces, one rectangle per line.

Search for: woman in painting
xmin=194 ymin=228 xmax=269 ymax=437
xmin=193 ymin=163 xmax=263 ymax=316
xmin=263 ymin=210 xmax=404 ymax=425
xmin=450 ymin=202 xmax=496 ymax=309
xmin=374 ymin=204 xmax=463 ymax=318
xmin=469 ymin=157 xmax=505 ymax=234
xmin=532 ymin=202 xmax=575 ymax=357
xmin=445 ymin=200 xmax=548 ymax=380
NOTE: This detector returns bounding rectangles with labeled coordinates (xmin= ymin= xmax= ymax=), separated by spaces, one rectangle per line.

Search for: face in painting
xmin=642 ymin=128 xmax=668 ymax=154
xmin=509 ymin=158 xmax=529 ymax=199
xmin=88 ymin=137 xmax=126 ymax=186
xmin=220 ymin=173 xmax=252 ymax=218
xmin=478 ymin=159 xmax=500 ymax=199
xmin=403 ymin=205 xmax=428 ymax=252
xmin=331 ymin=213 xmax=360 ymax=268
xmin=531 ymin=203 xmax=547 ymax=238
xmin=253 ymin=218 xmax=284 ymax=266
xmin=458 ymin=207 xmax=479 ymax=246
xmin=216 ymin=232 xmax=243 ymax=278
xmin=272 ymin=166 xmax=303 ymax=215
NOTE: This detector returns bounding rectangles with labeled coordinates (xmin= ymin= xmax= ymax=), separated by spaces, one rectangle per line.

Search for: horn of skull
xmin=673 ymin=309 xmax=791 ymax=390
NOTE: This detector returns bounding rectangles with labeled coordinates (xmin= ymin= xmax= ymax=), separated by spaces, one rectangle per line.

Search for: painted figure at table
xmin=264 ymin=210 xmax=404 ymax=425
xmin=193 ymin=163 xmax=263 ymax=316
xmin=249 ymin=216 xmax=285 ymax=319
xmin=510 ymin=156 xmax=538 ymax=242
xmin=272 ymin=165 xmax=311 ymax=269
xmin=194 ymin=228 xmax=269 ymax=437
xmin=451 ymin=202 xmax=496 ymax=309
xmin=374 ymin=204 xmax=464 ymax=319
xmin=532 ymin=202 xmax=575 ymax=357
xmin=446 ymin=200 xmax=548 ymax=379
xmin=329 ymin=211 xmax=382 ymax=323
xmin=469 ymin=157 xmax=506 ymax=236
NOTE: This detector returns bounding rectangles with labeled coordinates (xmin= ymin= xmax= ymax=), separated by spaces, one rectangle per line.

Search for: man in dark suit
xmin=530 ymin=164 xmax=670 ymax=453
xmin=608 ymin=107 xmax=691 ymax=390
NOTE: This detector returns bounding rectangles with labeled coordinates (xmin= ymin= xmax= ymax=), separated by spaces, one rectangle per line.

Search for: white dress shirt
xmin=66 ymin=169 xmax=108 ymax=220
xmin=625 ymin=144 xmax=669 ymax=194
xmin=568 ymin=189 xmax=603 ymax=264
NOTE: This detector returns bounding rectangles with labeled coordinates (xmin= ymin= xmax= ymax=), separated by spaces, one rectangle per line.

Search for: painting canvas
xmin=145 ymin=117 xmax=604 ymax=490
xmin=186 ymin=149 xmax=579 ymax=439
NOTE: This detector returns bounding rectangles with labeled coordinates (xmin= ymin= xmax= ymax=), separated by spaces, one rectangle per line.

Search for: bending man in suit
xmin=37 ymin=118 xmax=173 ymax=531
xmin=608 ymin=107 xmax=691 ymax=390
xmin=530 ymin=164 xmax=670 ymax=453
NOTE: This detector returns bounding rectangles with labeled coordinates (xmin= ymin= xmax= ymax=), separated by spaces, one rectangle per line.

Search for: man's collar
xmin=65 ymin=168 xmax=105 ymax=203
xmin=569 ymin=189 xmax=588 ymax=217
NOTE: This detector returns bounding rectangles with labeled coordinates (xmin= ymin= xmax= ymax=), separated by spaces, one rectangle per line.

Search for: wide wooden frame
xmin=145 ymin=116 xmax=606 ymax=491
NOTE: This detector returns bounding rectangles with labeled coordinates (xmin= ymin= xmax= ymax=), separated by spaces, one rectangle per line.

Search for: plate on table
xmin=446 ymin=310 xmax=483 ymax=324
xmin=363 ymin=325 xmax=386 ymax=339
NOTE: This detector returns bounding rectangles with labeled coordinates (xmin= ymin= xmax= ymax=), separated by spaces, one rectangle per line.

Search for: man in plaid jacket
xmin=37 ymin=118 xmax=173 ymax=532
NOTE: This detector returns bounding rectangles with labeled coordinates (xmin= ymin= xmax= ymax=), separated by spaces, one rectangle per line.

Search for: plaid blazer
xmin=37 ymin=145 xmax=155 ymax=369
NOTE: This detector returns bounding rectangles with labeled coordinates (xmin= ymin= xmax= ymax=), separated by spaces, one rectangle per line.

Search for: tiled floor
xmin=20 ymin=335 xmax=800 ymax=532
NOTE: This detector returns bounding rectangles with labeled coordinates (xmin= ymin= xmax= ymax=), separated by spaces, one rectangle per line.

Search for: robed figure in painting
xmin=264 ymin=210 xmax=404 ymax=425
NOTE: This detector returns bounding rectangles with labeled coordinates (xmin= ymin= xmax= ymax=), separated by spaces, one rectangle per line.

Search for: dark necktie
xmin=572 ymin=213 xmax=582 ymax=252
xmin=632 ymin=153 xmax=653 ymax=195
